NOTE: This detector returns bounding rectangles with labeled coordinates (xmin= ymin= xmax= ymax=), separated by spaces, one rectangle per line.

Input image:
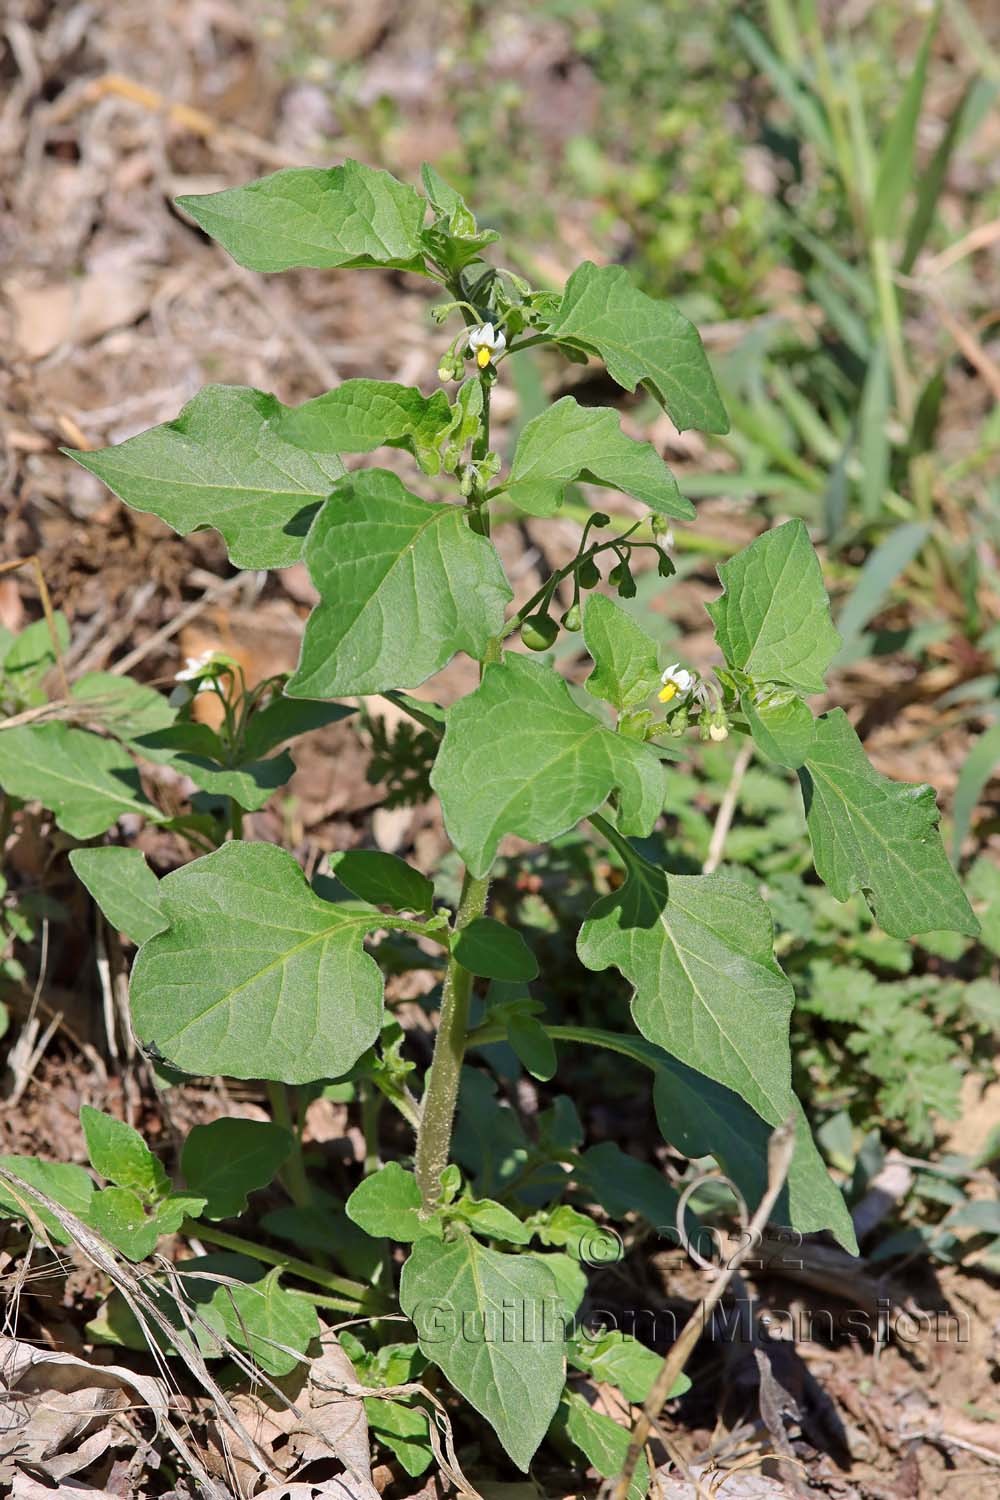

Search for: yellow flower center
xmin=476 ymin=345 xmax=492 ymax=368
xmin=658 ymin=681 xmax=678 ymax=704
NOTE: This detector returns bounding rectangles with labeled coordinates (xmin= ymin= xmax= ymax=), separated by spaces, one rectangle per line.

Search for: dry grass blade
xmin=0 ymin=1163 xmax=274 ymax=1499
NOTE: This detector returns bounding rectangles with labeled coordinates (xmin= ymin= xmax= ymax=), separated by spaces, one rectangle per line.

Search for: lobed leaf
xmin=66 ymin=386 xmax=345 ymax=570
xmin=176 ymin=160 xmax=428 ymax=274
xmin=505 ymin=396 xmax=691 ymax=519
xmin=431 ymin=655 xmax=666 ymax=878
xmin=543 ymin=262 xmax=729 ymax=434
xmin=288 ymin=470 xmax=512 ymax=698
xmin=578 ymin=848 xmax=796 ymax=1126
xmin=277 ymin=379 xmax=453 ymax=476
xmin=400 ymin=1234 xmax=565 ymax=1471
xmin=799 ymin=709 xmax=978 ymax=938
xmin=707 ymin=519 xmax=840 ymax=694
xmin=130 ymin=841 xmax=386 ymax=1083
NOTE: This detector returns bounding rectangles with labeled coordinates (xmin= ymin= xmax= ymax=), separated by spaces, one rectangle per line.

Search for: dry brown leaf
xmin=0 ymin=1335 xmax=167 ymax=1454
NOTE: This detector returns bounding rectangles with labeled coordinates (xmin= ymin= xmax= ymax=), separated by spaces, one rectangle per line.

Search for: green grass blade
xmin=952 ymin=721 xmax=1000 ymax=865
xmin=732 ymin=16 xmax=834 ymax=158
xmin=871 ymin=8 xmax=939 ymax=239
xmin=900 ymin=78 xmax=975 ymax=272
xmin=834 ymin=520 xmax=930 ymax=661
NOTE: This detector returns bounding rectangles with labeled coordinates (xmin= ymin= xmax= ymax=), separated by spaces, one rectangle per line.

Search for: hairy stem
xmin=413 ymin=868 xmax=490 ymax=1213
xmin=413 ymin=345 xmax=498 ymax=1215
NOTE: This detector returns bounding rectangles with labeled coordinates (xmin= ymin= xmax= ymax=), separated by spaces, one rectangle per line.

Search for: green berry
xmin=561 ymin=604 xmax=582 ymax=631
xmin=521 ymin=613 xmax=559 ymax=651
xmin=577 ymin=558 xmax=600 ymax=589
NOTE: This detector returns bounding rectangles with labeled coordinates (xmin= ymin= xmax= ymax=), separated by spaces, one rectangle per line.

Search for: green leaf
xmin=576 ymin=1141 xmax=683 ymax=1230
xmin=552 ymin=1392 xmax=648 ymax=1500
xmin=451 ymin=1196 xmax=532 ymax=1245
xmin=0 ymin=723 xmax=161 ymax=837
xmin=952 ymin=722 xmax=1000 ymax=865
xmin=240 ymin=697 xmax=354 ymax=760
xmin=70 ymin=847 xmax=166 ymax=945
xmin=156 ymin=1192 xmax=208 ymax=1234
xmin=534 ymin=1205 xmax=622 ymax=1263
xmin=400 ymin=1234 xmax=565 ymax=1470
xmin=543 ymin=262 xmax=729 ymax=435
xmin=329 ymin=849 xmax=434 ymax=914
xmin=706 ymin=519 xmax=840 ymax=694
xmin=0 ymin=1156 xmax=95 ymax=1244
xmin=133 ymin=723 xmax=294 ymax=812
xmin=181 ymin=1119 xmax=294 ymax=1219
xmin=871 ymin=10 xmax=937 ymax=240
xmin=742 ymin=692 xmax=814 ymax=770
xmin=277 ymin=380 xmax=453 ymax=476
xmin=799 ymin=710 xmax=978 ymax=938
xmin=431 ymin=655 xmax=666 ymax=878
xmin=570 ymin=1329 xmax=664 ymax=1403
xmin=288 ymin=470 xmax=512 ymax=698
xmin=176 ymin=160 xmax=428 ymax=274
xmin=89 ymin=1186 xmax=160 ymax=1262
xmin=346 ymin=1162 xmax=440 ymax=1241
xmin=80 ymin=1106 xmax=169 ymax=1200
xmin=653 ymin=1054 xmax=857 ymax=1254
xmin=365 ymin=1397 xmax=433 ymax=1476
xmin=583 ymin=593 xmax=662 ymax=712
xmin=130 ymin=841 xmax=386 ymax=1083
xmin=71 ymin=672 xmax=176 ymax=745
xmin=578 ymin=848 xmax=796 ymax=1125
xmin=66 ymin=386 xmax=345 ymax=570
xmin=187 ymin=1260 xmax=319 ymax=1376
xmin=2 ymin=614 xmax=69 ymax=704
xmin=505 ymin=396 xmax=691 ymax=519
xmin=453 ymin=917 xmax=538 ymax=981
xmin=507 ymin=1014 xmax=556 ymax=1082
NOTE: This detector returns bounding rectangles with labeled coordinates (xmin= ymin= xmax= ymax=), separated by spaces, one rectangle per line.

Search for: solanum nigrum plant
xmin=0 ymin=161 xmax=979 ymax=1486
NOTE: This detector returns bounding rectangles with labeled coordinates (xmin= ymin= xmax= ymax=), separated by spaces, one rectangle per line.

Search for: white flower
xmin=467 ymin=322 xmax=506 ymax=368
xmin=170 ymin=650 xmax=229 ymax=705
xmin=175 ymin=651 xmax=218 ymax=683
xmin=658 ymin=663 xmax=695 ymax=704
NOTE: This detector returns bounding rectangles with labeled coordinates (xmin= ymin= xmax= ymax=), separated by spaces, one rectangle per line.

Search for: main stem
xmin=414 ymin=354 xmax=495 ymax=1214
xmin=413 ymin=867 xmax=491 ymax=1212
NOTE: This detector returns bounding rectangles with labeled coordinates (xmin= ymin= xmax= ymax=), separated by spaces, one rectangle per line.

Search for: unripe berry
xmin=521 ymin=613 xmax=559 ymax=651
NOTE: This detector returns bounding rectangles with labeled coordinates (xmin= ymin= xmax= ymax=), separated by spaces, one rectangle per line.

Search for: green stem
xmin=266 ymin=1081 xmax=311 ymax=1207
xmin=501 ymin=529 xmax=640 ymax=641
xmin=360 ymin=1082 xmax=382 ymax=1175
xmin=870 ymin=235 xmax=913 ymax=425
xmin=413 ymin=868 xmax=491 ymax=1214
xmin=183 ymin=1220 xmax=382 ymax=1309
